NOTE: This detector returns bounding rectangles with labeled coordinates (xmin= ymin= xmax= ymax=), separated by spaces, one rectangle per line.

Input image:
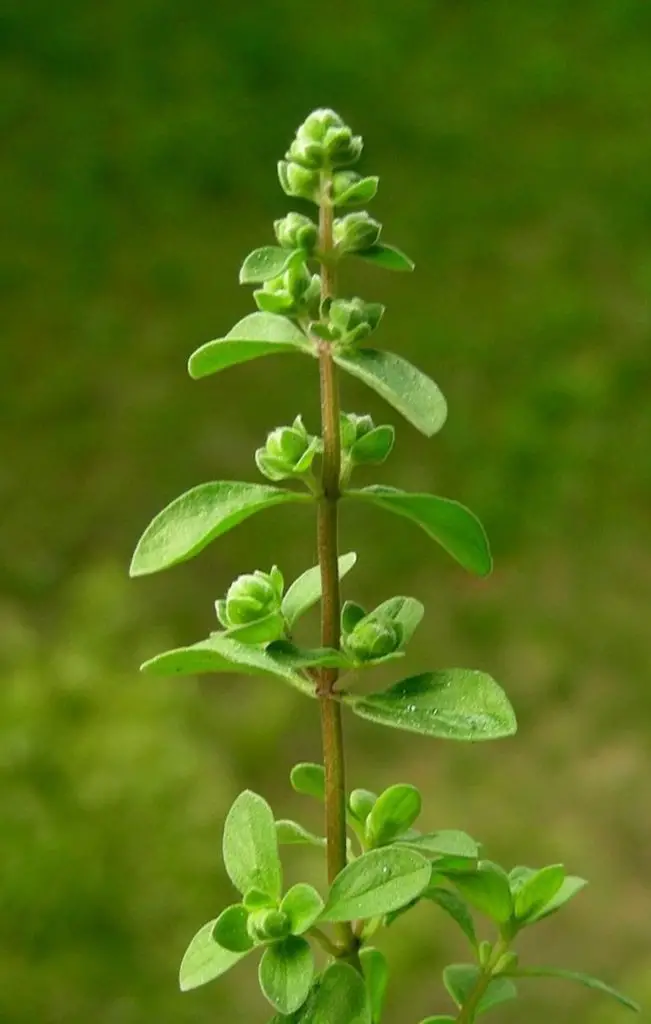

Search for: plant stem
xmin=456 ymin=939 xmax=509 ymax=1023
xmin=316 ymin=170 xmax=355 ymax=956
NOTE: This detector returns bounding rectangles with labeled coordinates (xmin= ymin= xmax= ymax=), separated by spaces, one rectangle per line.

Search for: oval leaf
xmin=280 ymin=883 xmax=325 ymax=935
xmin=188 ymin=312 xmax=312 ymax=379
xmin=305 ymin=961 xmax=371 ymax=1024
xmin=320 ymin=847 xmax=431 ymax=922
xmin=365 ymin=784 xmax=422 ymax=847
xmin=281 ymin=552 xmax=357 ymax=627
xmin=179 ymin=920 xmax=248 ymax=991
xmin=223 ymin=790 xmax=282 ymax=900
xmin=348 ymin=487 xmax=491 ymax=576
xmin=212 ymin=904 xmax=254 ymax=953
xmin=355 ymin=242 xmax=415 ymax=271
xmin=360 ymin=947 xmax=389 ymax=1024
xmin=335 ymin=175 xmax=379 ymax=207
xmin=399 ymin=829 xmax=479 ymax=861
xmin=526 ymin=875 xmax=588 ymax=923
xmin=130 ymin=481 xmax=309 ymax=577
xmin=348 ymin=670 xmax=517 ymax=742
xmin=334 ymin=349 xmax=446 ymax=437
xmin=140 ymin=634 xmax=315 ymax=697
xmin=290 ymin=762 xmax=325 ymax=801
xmin=276 ymin=820 xmax=326 ymax=848
xmin=426 ymin=887 xmax=477 ymax=948
xmin=239 ymin=246 xmax=301 ymax=284
xmin=510 ymin=967 xmax=640 ymax=1012
xmin=449 ymin=862 xmax=514 ymax=924
xmin=265 ymin=642 xmax=351 ymax=671
xmin=259 ymin=936 xmax=314 ymax=1015
xmin=514 ymin=864 xmax=565 ymax=922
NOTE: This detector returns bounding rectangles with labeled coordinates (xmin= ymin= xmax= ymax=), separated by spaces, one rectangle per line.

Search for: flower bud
xmin=277 ymin=160 xmax=320 ymax=203
xmin=340 ymin=412 xmax=375 ymax=451
xmin=297 ymin=108 xmax=345 ymax=144
xmin=343 ymin=617 xmax=404 ymax=663
xmin=256 ymin=415 xmax=319 ymax=482
xmin=255 ymin=263 xmax=321 ymax=318
xmin=323 ymin=125 xmax=363 ymax=167
xmin=286 ymin=137 xmax=325 ymax=169
xmin=331 ymin=171 xmax=379 ymax=208
xmin=247 ymin=908 xmax=291 ymax=943
xmin=273 ymin=212 xmax=318 ymax=253
xmin=217 ymin=568 xmax=283 ymax=629
xmin=329 ymin=297 xmax=385 ymax=343
xmin=333 ymin=212 xmax=382 ymax=254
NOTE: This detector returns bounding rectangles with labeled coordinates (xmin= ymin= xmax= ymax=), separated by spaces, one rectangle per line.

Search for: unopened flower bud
xmin=274 ymin=212 xmax=318 ymax=253
xmin=329 ymin=297 xmax=385 ymax=343
xmin=247 ymin=908 xmax=291 ymax=943
xmin=256 ymin=415 xmax=319 ymax=482
xmin=323 ymin=126 xmax=363 ymax=167
xmin=340 ymin=412 xmax=375 ymax=451
xmin=297 ymin=108 xmax=345 ymax=144
xmin=344 ymin=617 xmax=404 ymax=662
xmin=255 ymin=263 xmax=321 ymax=318
xmin=277 ymin=160 xmax=320 ymax=203
xmin=217 ymin=568 xmax=283 ymax=629
xmin=333 ymin=212 xmax=382 ymax=254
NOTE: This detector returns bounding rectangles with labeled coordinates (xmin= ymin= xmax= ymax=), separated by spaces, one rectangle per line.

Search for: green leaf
xmin=334 ymin=349 xmax=446 ymax=437
xmin=348 ymin=789 xmax=378 ymax=824
xmin=509 ymin=968 xmax=639 ymax=1012
xmin=348 ymin=670 xmax=517 ymax=741
xmin=341 ymin=600 xmax=367 ymax=634
xmin=239 ymin=246 xmax=302 ymax=284
xmin=212 ymin=904 xmax=254 ymax=953
xmin=400 ymin=829 xmax=479 ymax=861
xmin=281 ymin=883 xmax=325 ymax=935
xmin=304 ymin=961 xmax=371 ymax=1024
xmin=179 ymin=920 xmax=248 ymax=991
xmin=276 ymin=819 xmax=326 ymax=848
xmin=350 ymin=425 xmax=395 ymax=465
xmin=525 ymin=875 xmax=588 ymax=923
xmin=348 ymin=487 xmax=491 ymax=576
xmin=449 ymin=862 xmax=514 ymax=924
xmin=140 ymin=633 xmax=315 ymax=697
xmin=321 ymin=847 xmax=431 ymax=922
xmin=282 ymin=552 xmax=357 ymax=627
xmin=335 ymin=175 xmax=379 ymax=207
xmin=514 ymin=864 xmax=565 ymax=922
xmin=370 ymin=595 xmax=424 ymax=644
xmin=355 ymin=242 xmax=415 ymax=271
xmin=244 ymin=888 xmax=276 ymax=911
xmin=425 ymin=887 xmax=477 ymax=948
xmin=188 ymin=312 xmax=312 ymax=379
xmin=444 ymin=964 xmax=517 ymax=1015
xmin=259 ymin=936 xmax=314 ymax=1015
xmin=360 ymin=947 xmax=389 ymax=1024
xmin=365 ymin=784 xmax=422 ymax=847
xmin=290 ymin=762 xmax=325 ymax=801
xmin=223 ymin=790 xmax=282 ymax=900
xmin=265 ymin=641 xmax=351 ymax=670
xmin=223 ymin=611 xmax=286 ymax=645
xmin=130 ymin=481 xmax=309 ymax=577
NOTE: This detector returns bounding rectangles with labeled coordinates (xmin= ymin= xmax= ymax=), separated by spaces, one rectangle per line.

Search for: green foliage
xmin=127 ymin=106 xmax=639 ymax=1022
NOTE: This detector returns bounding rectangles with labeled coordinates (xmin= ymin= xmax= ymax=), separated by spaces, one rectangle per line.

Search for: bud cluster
xmin=327 ymin=296 xmax=385 ymax=345
xmin=341 ymin=601 xmax=405 ymax=664
xmin=255 ymin=415 xmax=320 ymax=483
xmin=277 ymin=109 xmax=364 ymax=205
xmin=273 ymin=212 xmax=318 ymax=254
xmin=339 ymin=412 xmax=395 ymax=478
xmin=254 ymin=261 xmax=321 ymax=318
xmin=216 ymin=566 xmax=284 ymax=634
xmin=333 ymin=212 xmax=381 ymax=254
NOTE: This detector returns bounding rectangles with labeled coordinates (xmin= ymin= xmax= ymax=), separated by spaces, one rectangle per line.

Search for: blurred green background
xmin=2 ymin=1 xmax=650 ymax=1021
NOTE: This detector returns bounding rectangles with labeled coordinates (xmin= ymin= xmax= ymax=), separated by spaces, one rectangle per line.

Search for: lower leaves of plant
xmin=132 ymin=108 xmax=640 ymax=1021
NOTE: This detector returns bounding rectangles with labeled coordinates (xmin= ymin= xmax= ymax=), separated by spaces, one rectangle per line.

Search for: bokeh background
xmin=2 ymin=1 xmax=650 ymax=1021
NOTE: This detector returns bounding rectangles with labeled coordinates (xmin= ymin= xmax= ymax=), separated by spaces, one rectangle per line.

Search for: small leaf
xmin=179 ymin=920 xmax=248 ymax=991
xmin=398 ymin=829 xmax=479 ymax=861
xmin=334 ymin=349 xmax=446 ymax=437
xmin=259 ymin=936 xmax=314 ymax=1015
xmin=348 ymin=487 xmax=491 ymax=576
xmin=341 ymin=600 xmax=367 ymax=634
xmin=444 ymin=964 xmax=517 ymax=1015
xmin=141 ymin=634 xmax=315 ymax=697
xmin=321 ymin=847 xmax=431 ymax=922
xmin=282 ymin=552 xmax=357 ymax=627
xmin=290 ymin=762 xmax=325 ymax=801
xmin=212 ymin=904 xmax=254 ymax=953
xmin=276 ymin=820 xmax=326 ymax=848
xmin=188 ymin=312 xmax=312 ymax=379
xmin=335 ymin=175 xmax=379 ymax=207
xmin=360 ymin=947 xmax=389 ymax=1024
xmin=514 ymin=864 xmax=565 ymax=922
xmin=265 ymin=641 xmax=351 ymax=670
xmin=130 ymin=481 xmax=309 ymax=577
xmin=450 ymin=862 xmax=513 ymax=924
xmin=350 ymin=425 xmax=395 ymax=465
xmin=239 ymin=246 xmax=302 ymax=284
xmin=348 ymin=671 xmax=517 ymax=741
xmin=224 ymin=611 xmax=286 ymax=645
xmin=355 ymin=242 xmax=415 ymax=271
xmin=425 ymin=887 xmax=477 ymax=948
xmin=370 ymin=595 xmax=424 ymax=644
xmin=365 ymin=784 xmax=422 ymax=847
xmin=348 ymin=789 xmax=378 ymax=824
xmin=305 ymin=961 xmax=371 ymax=1024
xmin=510 ymin=968 xmax=639 ymax=1012
xmin=223 ymin=790 xmax=282 ymax=900
xmin=244 ymin=888 xmax=275 ymax=911
xmin=281 ymin=883 xmax=325 ymax=935
xmin=525 ymin=875 xmax=588 ymax=923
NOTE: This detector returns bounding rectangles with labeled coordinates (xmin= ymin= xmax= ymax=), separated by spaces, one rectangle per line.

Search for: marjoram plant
xmin=130 ymin=110 xmax=640 ymax=1022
